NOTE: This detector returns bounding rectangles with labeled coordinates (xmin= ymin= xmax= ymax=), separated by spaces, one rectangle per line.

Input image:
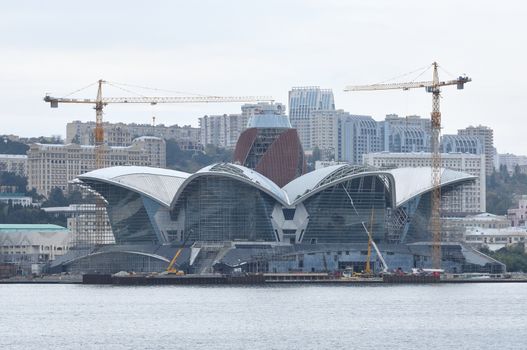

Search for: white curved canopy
xmin=79 ymin=164 xmax=476 ymax=210
xmin=171 ymin=163 xmax=290 ymax=207
xmin=386 ymin=167 xmax=477 ymax=206
xmin=78 ymin=166 xmax=190 ymax=207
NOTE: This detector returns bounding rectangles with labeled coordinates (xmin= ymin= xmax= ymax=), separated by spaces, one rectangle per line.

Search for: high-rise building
xmin=309 ymin=111 xmax=381 ymax=164
xmin=288 ymin=87 xmax=335 ymax=150
xmin=458 ymin=125 xmax=494 ymax=175
xmin=66 ymin=121 xmax=200 ymax=150
xmin=27 ymin=137 xmax=166 ymax=196
xmin=363 ymin=152 xmax=486 ymax=214
xmin=378 ymin=114 xmax=431 ymax=153
xmin=441 ymin=135 xmax=483 ymax=154
xmin=199 ymin=114 xmax=247 ymax=149
xmin=339 ymin=114 xmax=382 ymax=164
xmin=199 ymin=103 xmax=286 ymax=150
xmin=233 ymin=103 xmax=305 ymax=187
xmin=310 ymin=110 xmax=342 ymax=161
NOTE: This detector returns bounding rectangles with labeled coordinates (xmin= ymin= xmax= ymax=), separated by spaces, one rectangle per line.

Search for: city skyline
xmin=1 ymin=1 xmax=526 ymax=154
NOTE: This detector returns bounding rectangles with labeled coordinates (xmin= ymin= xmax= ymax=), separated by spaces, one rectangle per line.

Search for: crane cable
xmin=341 ymin=183 xmax=389 ymax=272
xmin=106 ymin=80 xmax=219 ymax=98
xmin=378 ymin=63 xmax=432 ymax=84
xmin=60 ymin=81 xmax=100 ymax=98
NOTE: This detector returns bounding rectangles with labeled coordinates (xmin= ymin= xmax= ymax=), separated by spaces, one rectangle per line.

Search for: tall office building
xmin=288 ymin=87 xmax=335 ymax=150
xmin=27 ymin=137 xmax=166 ymax=196
xmin=363 ymin=152 xmax=486 ymax=214
xmin=458 ymin=125 xmax=494 ymax=175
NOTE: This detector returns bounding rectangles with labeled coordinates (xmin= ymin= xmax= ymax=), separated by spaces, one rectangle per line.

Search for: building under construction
xmin=49 ymin=163 xmax=505 ymax=275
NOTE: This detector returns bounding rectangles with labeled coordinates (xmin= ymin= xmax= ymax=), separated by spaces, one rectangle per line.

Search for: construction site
xmin=25 ymin=63 xmax=519 ymax=284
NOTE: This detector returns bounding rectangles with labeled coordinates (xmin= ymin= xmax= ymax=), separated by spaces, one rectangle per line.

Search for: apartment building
xmin=27 ymin=137 xmax=166 ymax=196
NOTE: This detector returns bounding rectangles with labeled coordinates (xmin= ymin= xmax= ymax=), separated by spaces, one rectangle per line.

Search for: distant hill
xmin=0 ymin=137 xmax=28 ymax=155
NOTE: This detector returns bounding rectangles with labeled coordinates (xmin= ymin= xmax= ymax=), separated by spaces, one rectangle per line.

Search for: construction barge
xmin=80 ymin=273 xmax=527 ymax=285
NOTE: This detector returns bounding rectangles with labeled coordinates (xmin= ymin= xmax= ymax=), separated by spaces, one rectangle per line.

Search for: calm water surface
xmin=1 ymin=283 xmax=526 ymax=349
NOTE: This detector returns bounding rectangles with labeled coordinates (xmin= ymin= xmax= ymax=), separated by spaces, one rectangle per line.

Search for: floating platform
xmin=80 ymin=273 xmax=527 ymax=285
xmin=82 ymin=273 xmax=266 ymax=285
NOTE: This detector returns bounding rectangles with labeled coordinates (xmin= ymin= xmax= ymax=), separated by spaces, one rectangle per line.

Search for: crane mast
xmin=430 ymin=63 xmax=442 ymax=269
xmin=345 ymin=62 xmax=470 ymax=269
xmin=45 ymin=80 xmax=274 ymax=247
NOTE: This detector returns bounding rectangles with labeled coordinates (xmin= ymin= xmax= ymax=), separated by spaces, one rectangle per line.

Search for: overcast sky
xmin=1 ymin=0 xmax=526 ymax=154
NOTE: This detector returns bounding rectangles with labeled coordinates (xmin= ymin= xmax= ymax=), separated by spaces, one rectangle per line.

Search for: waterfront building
xmin=458 ymin=125 xmax=494 ymax=176
xmin=49 ymin=163 xmax=503 ymax=275
xmin=288 ymin=87 xmax=335 ymax=150
xmin=0 ymin=224 xmax=71 ymax=275
xmin=233 ymin=103 xmax=305 ymax=187
xmin=27 ymin=137 xmax=166 ymax=196
xmin=66 ymin=120 xmax=200 ymax=149
xmin=0 ymin=154 xmax=27 ymax=177
xmin=363 ymin=152 xmax=486 ymax=213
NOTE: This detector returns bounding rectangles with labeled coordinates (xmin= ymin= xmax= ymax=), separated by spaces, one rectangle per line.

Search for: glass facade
xmin=173 ymin=176 xmax=276 ymax=242
xmin=86 ymin=181 xmax=158 ymax=244
xmin=302 ymin=176 xmax=391 ymax=243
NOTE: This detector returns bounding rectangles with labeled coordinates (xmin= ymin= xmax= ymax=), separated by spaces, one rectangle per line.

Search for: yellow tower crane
xmin=44 ymin=80 xmax=273 ymax=246
xmin=344 ymin=62 xmax=471 ymax=269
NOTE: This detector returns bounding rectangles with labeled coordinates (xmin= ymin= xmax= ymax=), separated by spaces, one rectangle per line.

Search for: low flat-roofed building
xmin=0 ymin=193 xmax=33 ymax=207
xmin=0 ymin=154 xmax=27 ymax=177
xmin=464 ymin=226 xmax=527 ymax=251
xmin=0 ymin=224 xmax=71 ymax=275
xmin=442 ymin=212 xmax=509 ymax=242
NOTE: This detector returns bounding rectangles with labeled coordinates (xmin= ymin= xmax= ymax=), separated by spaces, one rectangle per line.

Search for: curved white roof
xmin=171 ymin=163 xmax=290 ymax=207
xmin=79 ymin=164 xmax=476 ymax=210
xmin=386 ymin=167 xmax=477 ymax=206
xmin=78 ymin=166 xmax=190 ymax=207
xmin=283 ymin=164 xmax=348 ymax=202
